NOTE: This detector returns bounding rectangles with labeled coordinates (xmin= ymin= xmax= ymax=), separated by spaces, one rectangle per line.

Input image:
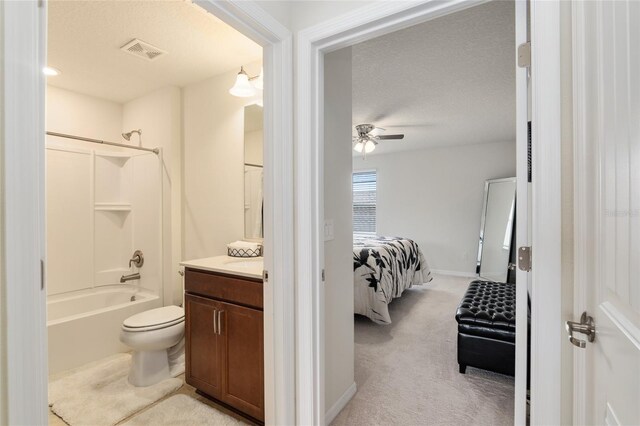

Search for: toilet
xmin=120 ymin=305 xmax=185 ymax=387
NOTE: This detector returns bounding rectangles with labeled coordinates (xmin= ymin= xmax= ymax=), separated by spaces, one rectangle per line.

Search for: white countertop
xmin=180 ymin=255 xmax=263 ymax=280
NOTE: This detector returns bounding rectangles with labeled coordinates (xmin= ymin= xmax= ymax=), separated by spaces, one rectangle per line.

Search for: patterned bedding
xmin=353 ymin=235 xmax=433 ymax=324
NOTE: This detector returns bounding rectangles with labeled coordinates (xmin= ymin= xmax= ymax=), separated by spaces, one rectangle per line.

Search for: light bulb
xmin=364 ymin=140 xmax=376 ymax=153
xmin=353 ymin=141 xmax=364 ymax=152
xmin=229 ymin=68 xmax=256 ymax=97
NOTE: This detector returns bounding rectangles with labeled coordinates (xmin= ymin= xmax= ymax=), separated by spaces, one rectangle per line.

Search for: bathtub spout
xmin=120 ymin=273 xmax=140 ymax=283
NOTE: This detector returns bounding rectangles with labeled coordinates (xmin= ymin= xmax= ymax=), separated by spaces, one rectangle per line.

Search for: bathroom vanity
xmin=181 ymin=256 xmax=264 ymax=423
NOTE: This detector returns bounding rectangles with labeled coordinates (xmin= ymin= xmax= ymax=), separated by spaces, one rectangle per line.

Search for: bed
xmin=353 ymin=234 xmax=432 ymax=324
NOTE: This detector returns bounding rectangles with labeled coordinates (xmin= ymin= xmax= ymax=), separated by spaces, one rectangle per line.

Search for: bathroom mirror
xmin=244 ymin=104 xmax=264 ymax=240
xmin=477 ymin=177 xmax=516 ymax=282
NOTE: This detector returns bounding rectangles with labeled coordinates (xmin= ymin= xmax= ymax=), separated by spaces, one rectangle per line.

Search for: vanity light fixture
xmin=229 ymin=66 xmax=263 ymax=97
xmin=43 ymin=66 xmax=61 ymax=76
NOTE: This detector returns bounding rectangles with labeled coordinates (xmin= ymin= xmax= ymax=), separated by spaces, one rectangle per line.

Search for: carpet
xmin=49 ymin=353 xmax=183 ymax=426
xmin=122 ymin=394 xmax=242 ymax=425
xmin=331 ymin=275 xmax=515 ymax=426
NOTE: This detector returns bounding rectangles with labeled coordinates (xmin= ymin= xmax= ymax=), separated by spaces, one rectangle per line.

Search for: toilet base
xmin=128 ymin=349 xmax=170 ymax=387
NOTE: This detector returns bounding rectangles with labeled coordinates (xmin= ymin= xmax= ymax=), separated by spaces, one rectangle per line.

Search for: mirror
xmin=477 ymin=177 xmax=516 ymax=282
xmin=244 ymin=104 xmax=264 ymax=240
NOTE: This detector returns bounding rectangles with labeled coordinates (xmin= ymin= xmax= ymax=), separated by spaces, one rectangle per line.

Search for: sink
xmin=181 ymin=255 xmax=263 ymax=279
xmin=222 ymin=257 xmax=263 ymax=270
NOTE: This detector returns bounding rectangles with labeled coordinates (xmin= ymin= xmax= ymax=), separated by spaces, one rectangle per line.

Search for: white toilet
xmin=120 ymin=305 xmax=185 ymax=387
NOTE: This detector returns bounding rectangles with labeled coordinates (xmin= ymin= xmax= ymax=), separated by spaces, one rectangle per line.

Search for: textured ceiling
xmin=352 ymin=1 xmax=515 ymax=155
xmin=47 ymin=0 xmax=262 ymax=103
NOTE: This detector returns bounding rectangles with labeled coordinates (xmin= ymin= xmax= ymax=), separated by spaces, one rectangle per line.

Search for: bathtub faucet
xmin=129 ymin=250 xmax=144 ymax=268
xmin=120 ymin=272 xmax=141 ymax=283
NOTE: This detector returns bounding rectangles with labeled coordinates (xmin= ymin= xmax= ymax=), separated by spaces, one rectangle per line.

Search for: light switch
xmin=324 ymin=219 xmax=334 ymax=241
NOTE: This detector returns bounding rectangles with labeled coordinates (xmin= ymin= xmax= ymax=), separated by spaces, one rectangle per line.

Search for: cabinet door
xmin=185 ymin=294 xmax=222 ymax=399
xmin=218 ymin=301 xmax=264 ymax=421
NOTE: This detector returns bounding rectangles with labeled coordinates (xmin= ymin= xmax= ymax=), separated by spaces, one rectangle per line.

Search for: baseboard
xmin=431 ymin=269 xmax=477 ymax=278
xmin=325 ymin=382 xmax=357 ymax=425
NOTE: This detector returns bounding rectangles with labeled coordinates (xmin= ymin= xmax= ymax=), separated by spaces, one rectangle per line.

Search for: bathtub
xmin=47 ymin=286 xmax=161 ymax=374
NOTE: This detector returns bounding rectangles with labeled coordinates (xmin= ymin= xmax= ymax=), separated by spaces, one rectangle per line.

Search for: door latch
xmin=565 ymin=312 xmax=596 ymax=348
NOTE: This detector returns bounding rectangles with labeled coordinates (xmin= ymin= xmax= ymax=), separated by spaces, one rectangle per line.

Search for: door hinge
xmin=263 ymin=270 xmax=269 ymax=282
xmin=518 ymin=246 xmax=531 ymax=272
xmin=518 ymin=42 xmax=531 ymax=68
xmin=321 ymin=269 xmax=325 ymax=282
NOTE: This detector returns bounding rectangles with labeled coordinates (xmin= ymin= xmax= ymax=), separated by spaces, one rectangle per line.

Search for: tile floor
xmin=48 ymin=373 xmax=250 ymax=425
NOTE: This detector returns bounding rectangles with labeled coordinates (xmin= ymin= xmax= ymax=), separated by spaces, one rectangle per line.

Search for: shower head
xmin=122 ymin=129 xmax=142 ymax=141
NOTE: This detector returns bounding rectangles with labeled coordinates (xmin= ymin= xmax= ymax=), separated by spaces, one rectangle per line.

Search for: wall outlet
xmin=324 ymin=219 xmax=334 ymax=241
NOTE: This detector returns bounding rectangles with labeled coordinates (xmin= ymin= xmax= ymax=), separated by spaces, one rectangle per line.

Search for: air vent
xmin=120 ymin=39 xmax=167 ymax=61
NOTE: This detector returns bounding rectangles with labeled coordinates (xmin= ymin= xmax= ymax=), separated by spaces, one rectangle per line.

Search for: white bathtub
xmin=47 ymin=286 xmax=161 ymax=374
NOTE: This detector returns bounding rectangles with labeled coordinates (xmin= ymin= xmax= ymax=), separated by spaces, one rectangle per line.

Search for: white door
xmin=573 ymin=1 xmax=640 ymax=424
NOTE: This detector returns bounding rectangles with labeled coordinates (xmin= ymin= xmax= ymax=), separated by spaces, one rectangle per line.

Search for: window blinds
xmin=352 ymin=171 xmax=377 ymax=234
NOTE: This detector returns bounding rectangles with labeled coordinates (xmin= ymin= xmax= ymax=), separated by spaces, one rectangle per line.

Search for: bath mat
xmin=49 ymin=353 xmax=182 ymax=426
xmin=122 ymin=394 xmax=243 ymax=426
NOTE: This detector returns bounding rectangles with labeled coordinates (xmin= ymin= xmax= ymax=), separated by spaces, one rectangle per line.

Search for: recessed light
xmin=43 ymin=67 xmax=61 ymax=76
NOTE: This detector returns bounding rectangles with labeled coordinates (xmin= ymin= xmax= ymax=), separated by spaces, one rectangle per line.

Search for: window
xmin=352 ymin=170 xmax=377 ymax=234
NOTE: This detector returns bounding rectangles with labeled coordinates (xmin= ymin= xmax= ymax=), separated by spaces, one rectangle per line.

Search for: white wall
xmin=353 ymin=141 xmax=516 ymax=275
xmin=123 ymin=87 xmax=183 ymax=305
xmin=182 ymin=62 xmax=262 ymax=260
xmin=256 ymin=1 xmax=388 ymax=32
xmin=323 ymin=47 xmax=355 ymax=419
xmin=47 ymin=85 xmax=122 ymax=142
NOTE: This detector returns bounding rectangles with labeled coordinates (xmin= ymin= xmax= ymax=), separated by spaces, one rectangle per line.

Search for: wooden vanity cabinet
xmin=184 ymin=268 xmax=264 ymax=422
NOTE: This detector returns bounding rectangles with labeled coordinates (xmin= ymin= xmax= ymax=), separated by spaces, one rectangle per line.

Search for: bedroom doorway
xmin=302 ymin=0 xmax=533 ymax=424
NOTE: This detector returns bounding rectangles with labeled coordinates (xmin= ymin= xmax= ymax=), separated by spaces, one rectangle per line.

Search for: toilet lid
xmin=123 ymin=305 xmax=184 ymax=331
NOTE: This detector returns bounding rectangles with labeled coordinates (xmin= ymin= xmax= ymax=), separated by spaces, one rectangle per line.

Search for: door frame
xmin=295 ymin=0 xmax=563 ymax=424
xmin=0 ymin=1 xmax=295 ymax=424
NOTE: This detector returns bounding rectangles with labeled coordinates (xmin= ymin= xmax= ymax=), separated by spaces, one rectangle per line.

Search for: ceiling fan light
xmin=364 ymin=140 xmax=376 ymax=153
xmin=353 ymin=141 xmax=364 ymax=153
xmin=229 ymin=68 xmax=256 ymax=97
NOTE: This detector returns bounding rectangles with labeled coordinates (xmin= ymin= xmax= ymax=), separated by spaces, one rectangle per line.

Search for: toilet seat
xmin=123 ymin=305 xmax=184 ymax=332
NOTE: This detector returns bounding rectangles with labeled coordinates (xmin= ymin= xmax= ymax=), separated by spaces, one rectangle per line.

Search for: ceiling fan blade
xmin=377 ymin=134 xmax=405 ymax=140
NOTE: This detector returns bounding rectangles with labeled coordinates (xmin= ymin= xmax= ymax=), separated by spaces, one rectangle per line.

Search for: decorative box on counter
xmin=227 ymin=241 xmax=262 ymax=258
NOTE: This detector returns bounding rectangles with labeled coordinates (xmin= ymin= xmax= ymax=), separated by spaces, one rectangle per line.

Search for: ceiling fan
xmin=352 ymin=123 xmax=404 ymax=156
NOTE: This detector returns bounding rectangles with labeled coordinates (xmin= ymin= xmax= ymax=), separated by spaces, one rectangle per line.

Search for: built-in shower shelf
xmin=94 ymin=203 xmax=132 ymax=212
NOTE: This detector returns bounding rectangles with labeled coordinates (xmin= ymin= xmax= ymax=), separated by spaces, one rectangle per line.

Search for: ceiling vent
xmin=120 ymin=39 xmax=167 ymax=61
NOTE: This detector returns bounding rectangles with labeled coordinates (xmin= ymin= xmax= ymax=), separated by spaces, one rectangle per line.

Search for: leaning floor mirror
xmin=476 ymin=177 xmax=517 ymax=283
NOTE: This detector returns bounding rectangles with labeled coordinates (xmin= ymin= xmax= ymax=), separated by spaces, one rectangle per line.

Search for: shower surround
xmin=46 ymin=136 xmax=163 ymax=374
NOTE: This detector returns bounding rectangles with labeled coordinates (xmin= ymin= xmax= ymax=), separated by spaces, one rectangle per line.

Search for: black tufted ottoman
xmin=455 ymin=280 xmax=517 ymax=376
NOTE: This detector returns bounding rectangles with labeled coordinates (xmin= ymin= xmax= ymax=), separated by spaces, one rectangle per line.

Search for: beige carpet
xmin=332 ymin=275 xmax=514 ymax=426
xmin=49 ymin=353 xmax=183 ymax=426
xmin=122 ymin=394 xmax=242 ymax=425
